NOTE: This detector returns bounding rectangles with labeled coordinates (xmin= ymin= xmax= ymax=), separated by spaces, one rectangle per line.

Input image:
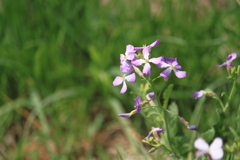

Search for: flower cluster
xmin=112 ymin=40 xmax=237 ymax=158
xmin=113 ymin=40 xmax=186 ymax=94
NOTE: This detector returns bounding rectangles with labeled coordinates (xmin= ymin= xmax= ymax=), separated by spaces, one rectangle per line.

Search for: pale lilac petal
xmin=134 ymin=47 xmax=144 ymax=51
xmin=171 ymin=59 xmax=178 ymax=66
xmin=125 ymin=45 xmax=136 ymax=60
xmin=125 ymin=73 xmax=136 ymax=83
xmin=142 ymin=47 xmax=150 ymax=59
xmin=118 ymin=113 xmax=131 ymax=118
xmin=160 ymin=68 xmax=172 ymax=78
xmin=216 ymin=62 xmax=227 ymax=68
xmin=144 ymin=131 xmax=153 ymax=140
xmin=113 ymin=76 xmax=123 ymax=86
xmin=157 ymin=61 xmax=170 ymax=68
xmin=153 ymin=128 xmax=164 ymax=133
xmin=193 ymin=90 xmax=205 ymax=99
xmin=146 ymin=92 xmax=155 ymax=100
xmin=120 ymin=61 xmax=134 ymax=74
xmin=143 ymin=63 xmax=151 ymax=76
xmin=149 ymin=40 xmax=160 ymax=48
xmin=149 ymin=57 xmax=163 ymax=64
xmin=226 ymin=53 xmax=237 ymax=62
xmin=209 ymin=148 xmax=224 ymax=160
xmin=175 ymin=64 xmax=182 ymax=70
xmin=210 ymin=138 xmax=223 ymax=150
xmin=196 ymin=150 xmax=207 ymax=158
xmin=120 ymin=81 xmax=127 ymax=94
xmin=125 ymin=44 xmax=134 ymax=52
xmin=132 ymin=59 xmax=145 ymax=66
xmin=194 ymin=138 xmax=209 ymax=151
xmin=174 ymin=70 xmax=186 ymax=78
xmin=120 ymin=54 xmax=125 ymax=62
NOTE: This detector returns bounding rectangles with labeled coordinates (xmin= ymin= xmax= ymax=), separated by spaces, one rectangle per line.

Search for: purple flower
xmin=132 ymin=47 xmax=163 ymax=76
xmin=194 ymin=137 xmax=224 ymax=160
xmin=134 ymin=96 xmax=144 ymax=113
xmin=113 ymin=73 xmax=136 ymax=94
xmin=216 ymin=53 xmax=237 ymax=67
xmin=193 ymin=90 xmax=205 ymax=99
xmin=193 ymin=90 xmax=216 ymax=99
xmin=157 ymin=57 xmax=186 ymax=79
xmin=143 ymin=128 xmax=164 ymax=140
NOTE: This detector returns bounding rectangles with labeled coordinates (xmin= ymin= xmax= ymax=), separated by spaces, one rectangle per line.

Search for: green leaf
xmin=167 ymin=102 xmax=179 ymax=137
xmin=202 ymin=128 xmax=215 ymax=142
xmin=163 ymin=84 xmax=174 ymax=109
xmin=236 ymin=105 xmax=240 ymax=135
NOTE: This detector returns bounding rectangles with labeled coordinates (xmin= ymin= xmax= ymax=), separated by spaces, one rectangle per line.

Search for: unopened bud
xmin=180 ymin=117 xmax=189 ymax=126
xmin=187 ymin=125 xmax=198 ymax=131
xmin=133 ymin=65 xmax=143 ymax=77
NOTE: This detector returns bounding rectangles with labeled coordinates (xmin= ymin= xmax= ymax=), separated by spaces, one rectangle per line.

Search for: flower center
xmin=170 ymin=65 xmax=175 ymax=70
xmin=122 ymin=75 xmax=126 ymax=81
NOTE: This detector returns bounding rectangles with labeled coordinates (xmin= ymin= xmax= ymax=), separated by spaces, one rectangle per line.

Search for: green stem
xmin=223 ymin=78 xmax=236 ymax=112
xmin=142 ymin=77 xmax=176 ymax=156
xmin=213 ymin=96 xmax=225 ymax=111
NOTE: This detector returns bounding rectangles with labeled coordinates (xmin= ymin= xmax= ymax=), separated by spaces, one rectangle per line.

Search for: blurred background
xmin=0 ymin=0 xmax=239 ymax=159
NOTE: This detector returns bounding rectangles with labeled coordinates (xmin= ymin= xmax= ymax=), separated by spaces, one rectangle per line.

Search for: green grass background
xmin=0 ymin=0 xmax=239 ymax=159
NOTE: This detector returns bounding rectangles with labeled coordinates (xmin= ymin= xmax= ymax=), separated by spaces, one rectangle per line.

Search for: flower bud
xmin=133 ymin=65 xmax=144 ymax=77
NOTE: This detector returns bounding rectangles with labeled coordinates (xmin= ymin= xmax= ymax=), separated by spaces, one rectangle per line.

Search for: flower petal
xmin=160 ymin=68 xmax=172 ymax=78
xmin=157 ymin=61 xmax=170 ymax=68
xmin=196 ymin=150 xmax=207 ymax=158
xmin=144 ymin=131 xmax=153 ymax=140
xmin=193 ymin=90 xmax=204 ymax=99
xmin=226 ymin=53 xmax=237 ymax=62
xmin=209 ymin=148 xmax=224 ymax=160
xmin=149 ymin=40 xmax=160 ymax=48
xmin=136 ymin=105 xmax=142 ymax=113
xmin=153 ymin=128 xmax=164 ymax=133
xmin=120 ymin=81 xmax=127 ymax=94
xmin=210 ymin=137 xmax=223 ymax=150
xmin=113 ymin=76 xmax=123 ymax=86
xmin=146 ymin=92 xmax=155 ymax=100
xmin=126 ymin=73 xmax=136 ymax=83
xmin=216 ymin=62 xmax=227 ymax=68
xmin=149 ymin=57 xmax=163 ymax=64
xmin=174 ymin=70 xmax=186 ymax=78
xmin=120 ymin=61 xmax=134 ymax=74
xmin=142 ymin=47 xmax=150 ymax=59
xmin=118 ymin=113 xmax=131 ymax=118
xmin=194 ymin=138 xmax=209 ymax=151
xmin=164 ymin=58 xmax=176 ymax=65
xmin=175 ymin=64 xmax=182 ymax=70
xmin=134 ymin=96 xmax=142 ymax=108
xmin=143 ymin=63 xmax=151 ymax=76
xmin=132 ymin=59 xmax=145 ymax=66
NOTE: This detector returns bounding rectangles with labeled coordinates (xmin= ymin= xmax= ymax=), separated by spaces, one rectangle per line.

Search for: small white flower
xmin=194 ymin=137 xmax=224 ymax=160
